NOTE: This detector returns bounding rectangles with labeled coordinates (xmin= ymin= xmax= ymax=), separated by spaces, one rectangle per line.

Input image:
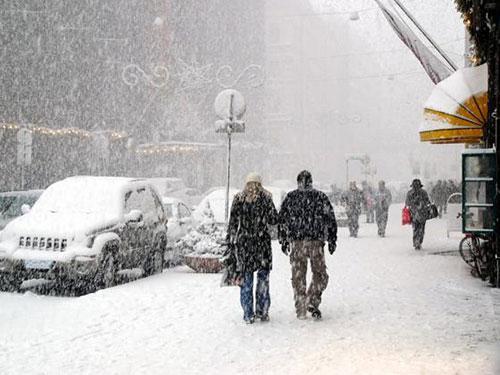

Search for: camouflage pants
xmin=376 ymin=209 xmax=389 ymax=236
xmin=290 ymin=240 xmax=329 ymax=317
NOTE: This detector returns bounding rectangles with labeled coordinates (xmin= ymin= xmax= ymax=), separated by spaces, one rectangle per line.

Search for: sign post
xmin=16 ymin=128 xmax=32 ymax=190
xmin=214 ymin=89 xmax=246 ymax=222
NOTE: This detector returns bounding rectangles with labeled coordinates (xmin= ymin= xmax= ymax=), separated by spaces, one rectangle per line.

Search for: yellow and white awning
xmin=420 ymin=63 xmax=487 ymax=144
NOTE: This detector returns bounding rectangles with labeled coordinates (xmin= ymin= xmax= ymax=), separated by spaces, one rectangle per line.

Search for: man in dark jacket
xmin=278 ymin=170 xmax=337 ymax=320
xmin=405 ymin=178 xmax=430 ymax=250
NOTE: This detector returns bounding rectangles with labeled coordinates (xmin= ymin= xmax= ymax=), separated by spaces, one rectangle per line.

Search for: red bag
xmin=402 ymin=206 xmax=412 ymax=225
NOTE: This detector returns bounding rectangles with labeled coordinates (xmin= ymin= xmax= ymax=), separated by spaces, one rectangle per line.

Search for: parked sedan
xmin=334 ymin=204 xmax=349 ymax=227
xmin=0 ymin=176 xmax=168 ymax=292
xmin=162 ymin=197 xmax=194 ymax=242
xmin=0 ymin=190 xmax=43 ymax=230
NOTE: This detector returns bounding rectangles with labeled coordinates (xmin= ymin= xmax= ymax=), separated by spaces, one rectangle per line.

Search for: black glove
xmin=328 ymin=242 xmax=336 ymax=255
xmin=281 ymin=241 xmax=290 ymax=256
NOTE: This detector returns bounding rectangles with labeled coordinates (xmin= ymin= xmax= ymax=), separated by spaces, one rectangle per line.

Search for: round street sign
xmin=214 ymin=89 xmax=246 ymax=120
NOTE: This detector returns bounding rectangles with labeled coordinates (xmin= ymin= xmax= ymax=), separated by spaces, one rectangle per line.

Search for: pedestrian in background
xmin=278 ymin=170 xmax=337 ymax=320
xmin=343 ymin=181 xmax=362 ymax=237
xmin=227 ymin=173 xmax=278 ymax=324
xmin=375 ymin=180 xmax=392 ymax=237
xmin=405 ymin=179 xmax=430 ymax=250
xmin=362 ymin=181 xmax=375 ymax=223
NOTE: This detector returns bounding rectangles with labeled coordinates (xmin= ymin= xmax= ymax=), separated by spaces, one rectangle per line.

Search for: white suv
xmin=0 ymin=176 xmax=168 ymax=292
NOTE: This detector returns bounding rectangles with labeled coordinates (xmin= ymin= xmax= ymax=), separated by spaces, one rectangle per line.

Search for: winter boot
xmin=256 ymin=313 xmax=269 ymax=322
xmin=307 ymin=305 xmax=322 ymax=320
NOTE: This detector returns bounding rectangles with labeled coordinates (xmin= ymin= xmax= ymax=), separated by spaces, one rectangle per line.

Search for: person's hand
xmin=281 ymin=241 xmax=290 ymax=256
xmin=328 ymin=242 xmax=336 ymax=255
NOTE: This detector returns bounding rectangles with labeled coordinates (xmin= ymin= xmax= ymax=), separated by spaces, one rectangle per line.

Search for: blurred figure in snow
xmin=375 ymin=180 xmax=392 ymax=237
xmin=361 ymin=181 xmax=375 ymax=223
xmin=227 ymin=172 xmax=278 ymax=324
xmin=405 ymin=179 xmax=431 ymax=250
xmin=278 ymin=170 xmax=337 ymax=320
xmin=343 ymin=181 xmax=362 ymax=237
xmin=431 ymin=180 xmax=446 ymax=218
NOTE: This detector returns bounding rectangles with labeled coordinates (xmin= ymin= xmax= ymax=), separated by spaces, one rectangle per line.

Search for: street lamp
xmin=345 ymin=153 xmax=370 ymax=188
xmin=214 ymin=89 xmax=246 ymax=222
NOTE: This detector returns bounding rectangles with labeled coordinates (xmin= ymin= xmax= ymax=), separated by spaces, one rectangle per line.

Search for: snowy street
xmin=1 ymin=205 xmax=499 ymax=375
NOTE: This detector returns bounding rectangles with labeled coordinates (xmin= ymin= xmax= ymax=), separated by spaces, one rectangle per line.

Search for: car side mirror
xmin=21 ymin=204 xmax=31 ymax=215
xmin=125 ymin=209 xmax=143 ymax=224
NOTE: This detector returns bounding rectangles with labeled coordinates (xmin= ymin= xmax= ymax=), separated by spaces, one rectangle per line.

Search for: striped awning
xmin=420 ymin=64 xmax=487 ymax=144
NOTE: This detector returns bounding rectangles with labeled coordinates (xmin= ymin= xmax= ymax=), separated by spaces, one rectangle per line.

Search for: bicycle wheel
xmin=459 ymin=236 xmax=477 ymax=267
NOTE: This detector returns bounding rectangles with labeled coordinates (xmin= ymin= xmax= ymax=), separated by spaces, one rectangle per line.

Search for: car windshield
xmin=0 ymin=194 xmax=40 ymax=218
xmin=33 ymin=180 xmax=120 ymax=215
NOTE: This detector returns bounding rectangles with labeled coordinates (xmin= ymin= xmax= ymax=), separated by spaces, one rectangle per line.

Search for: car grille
xmin=19 ymin=236 xmax=68 ymax=251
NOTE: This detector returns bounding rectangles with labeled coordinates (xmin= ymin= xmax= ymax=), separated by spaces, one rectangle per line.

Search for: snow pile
xmin=174 ymin=222 xmax=226 ymax=257
xmin=168 ymin=203 xmax=227 ymax=264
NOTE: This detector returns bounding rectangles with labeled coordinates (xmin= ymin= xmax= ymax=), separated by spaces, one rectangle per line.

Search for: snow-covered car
xmin=0 ymin=190 xmax=43 ymax=230
xmin=193 ymin=187 xmax=239 ymax=224
xmin=162 ymin=197 xmax=194 ymax=242
xmin=147 ymin=177 xmax=186 ymax=196
xmin=148 ymin=177 xmax=202 ymax=207
xmin=0 ymin=176 xmax=168 ymax=292
xmin=334 ymin=204 xmax=349 ymax=227
xmin=193 ymin=187 xmax=284 ymax=239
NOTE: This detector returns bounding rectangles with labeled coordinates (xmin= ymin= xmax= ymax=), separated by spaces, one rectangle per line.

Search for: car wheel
xmin=144 ymin=237 xmax=165 ymax=276
xmin=97 ymin=246 xmax=117 ymax=289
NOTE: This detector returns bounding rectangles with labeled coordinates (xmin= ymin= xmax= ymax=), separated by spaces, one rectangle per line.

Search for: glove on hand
xmin=281 ymin=242 xmax=290 ymax=256
xmin=328 ymin=242 xmax=336 ymax=255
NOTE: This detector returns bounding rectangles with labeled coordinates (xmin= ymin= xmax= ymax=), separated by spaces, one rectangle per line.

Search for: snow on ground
xmin=0 ymin=205 xmax=499 ymax=375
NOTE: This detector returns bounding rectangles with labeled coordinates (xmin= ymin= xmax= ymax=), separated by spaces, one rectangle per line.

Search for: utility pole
xmin=392 ymin=0 xmax=458 ymax=72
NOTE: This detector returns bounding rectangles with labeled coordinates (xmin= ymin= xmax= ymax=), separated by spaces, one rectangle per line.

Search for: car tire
xmin=96 ymin=244 xmax=117 ymax=290
xmin=144 ymin=236 xmax=166 ymax=276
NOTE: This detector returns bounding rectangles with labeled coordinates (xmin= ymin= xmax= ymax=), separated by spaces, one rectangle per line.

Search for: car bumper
xmin=0 ymin=256 xmax=98 ymax=281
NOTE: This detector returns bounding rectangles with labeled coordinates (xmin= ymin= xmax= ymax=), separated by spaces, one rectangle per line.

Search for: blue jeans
xmin=240 ymin=270 xmax=270 ymax=320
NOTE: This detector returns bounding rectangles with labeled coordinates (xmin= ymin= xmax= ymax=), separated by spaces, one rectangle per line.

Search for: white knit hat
xmin=245 ymin=172 xmax=262 ymax=184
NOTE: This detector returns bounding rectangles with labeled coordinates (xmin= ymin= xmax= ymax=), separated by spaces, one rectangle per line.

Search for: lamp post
xmin=214 ymin=89 xmax=246 ymax=222
xmin=345 ymin=153 xmax=370 ymax=188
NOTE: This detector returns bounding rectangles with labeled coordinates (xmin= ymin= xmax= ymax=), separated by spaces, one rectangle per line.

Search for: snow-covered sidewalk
xmin=0 ymin=205 xmax=499 ymax=374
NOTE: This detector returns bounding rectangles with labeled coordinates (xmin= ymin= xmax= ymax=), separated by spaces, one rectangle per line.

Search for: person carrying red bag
xmin=405 ymin=179 xmax=431 ymax=250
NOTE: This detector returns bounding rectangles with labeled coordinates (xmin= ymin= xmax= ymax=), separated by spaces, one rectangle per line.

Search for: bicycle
xmin=459 ymin=233 xmax=499 ymax=287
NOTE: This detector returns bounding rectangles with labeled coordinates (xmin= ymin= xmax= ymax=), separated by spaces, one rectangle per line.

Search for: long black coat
xmin=278 ymin=187 xmax=337 ymax=243
xmin=227 ymin=190 xmax=278 ymax=273
xmin=405 ymin=187 xmax=430 ymax=223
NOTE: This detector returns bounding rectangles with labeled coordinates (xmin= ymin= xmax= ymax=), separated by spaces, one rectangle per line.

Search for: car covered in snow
xmin=0 ymin=190 xmax=43 ymax=230
xmin=0 ymin=176 xmax=168 ymax=292
xmin=192 ymin=187 xmax=239 ymax=224
xmin=162 ymin=197 xmax=194 ymax=242
xmin=334 ymin=204 xmax=349 ymax=227
xmin=192 ymin=187 xmax=284 ymax=239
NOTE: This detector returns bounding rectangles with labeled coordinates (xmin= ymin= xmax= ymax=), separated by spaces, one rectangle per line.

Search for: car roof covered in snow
xmin=0 ymin=189 xmax=44 ymax=197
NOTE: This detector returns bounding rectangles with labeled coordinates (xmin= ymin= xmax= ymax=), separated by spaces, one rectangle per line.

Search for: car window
xmin=125 ymin=190 xmax=142 ymax=212
xmin=179 ymin=203 xmax=191 ymax=218
xmin=125 ymin=188 xmax=161 ymax=223
xmin=149 ymin=188 xmax=166 ymax=222
xmin=0 ymin=194 xmax=40 ymax=218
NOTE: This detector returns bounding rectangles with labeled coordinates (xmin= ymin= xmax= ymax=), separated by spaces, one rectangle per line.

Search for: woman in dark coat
xmin=227 ymin=172 xmax=278 ymax=324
